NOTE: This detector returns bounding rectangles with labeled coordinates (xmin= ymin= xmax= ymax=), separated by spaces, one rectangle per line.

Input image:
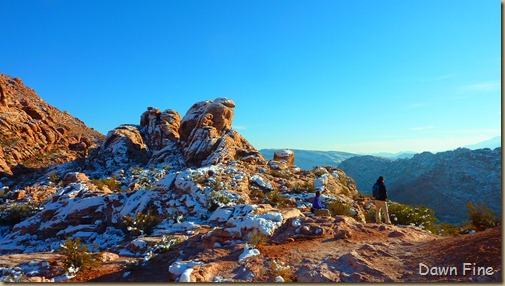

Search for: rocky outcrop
xmin=92 ymin=98 xmax=264 ymax=171
xmin=273 ymin=149 xmax=295 ymax=167
xmin=0 ymin=74 xmax=104 ymax=176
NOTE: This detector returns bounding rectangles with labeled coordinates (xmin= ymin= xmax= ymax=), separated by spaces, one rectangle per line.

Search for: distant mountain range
xmin=261 ymin=137 xmax=501 ymax=223
xmin=259 ymin=149 xmax=357 ymax=170
xmin=260 ymin=136 xmax=500 ymax=171
xmin=338 ymin=147 xmax=501 ymax=223
xmin=463 ymin=136 xmax=501 ymax=150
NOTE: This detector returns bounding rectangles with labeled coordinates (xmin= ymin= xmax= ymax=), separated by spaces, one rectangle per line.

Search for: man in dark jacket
xmin=373 ymin=176 xmax=391 ymax=224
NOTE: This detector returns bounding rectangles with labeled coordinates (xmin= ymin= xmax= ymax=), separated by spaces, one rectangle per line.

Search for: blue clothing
xmin=312 ymin=196 xmax=323 ymax=209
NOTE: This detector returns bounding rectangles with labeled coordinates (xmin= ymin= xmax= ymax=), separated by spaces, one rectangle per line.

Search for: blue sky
xmin=1 ymin=1 xmax=500 ymax=153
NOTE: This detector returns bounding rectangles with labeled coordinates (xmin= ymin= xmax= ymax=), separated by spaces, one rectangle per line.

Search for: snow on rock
xmin=227 ymin=210 xmax=283 ymax=236
xmin=238 ymin=243 xmax=260 ymax=262
xmin=169 ymin=260 xmax=204 ymax=282
xmin=209 ymin=204 xmax=256 ymax=223
xmin=249 ymin=174 xmax=273 ymax=191
xmin=154 ymin=172 xmax=178 ymax=191
xmin=314 ymin=174 xmax=328 ymax=192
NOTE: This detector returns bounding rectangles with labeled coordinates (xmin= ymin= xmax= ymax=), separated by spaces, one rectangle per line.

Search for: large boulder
xmin=178 ymin=98 xmax=263 ymax=167
xmin=95 ymin=125 xmax=150 ymax=169
xmin=140 ymin=107 xmax=182 ymax=150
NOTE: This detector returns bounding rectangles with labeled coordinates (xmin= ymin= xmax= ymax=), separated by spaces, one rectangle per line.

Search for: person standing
xmin=372 ymin=176 xmax=391 ymax=224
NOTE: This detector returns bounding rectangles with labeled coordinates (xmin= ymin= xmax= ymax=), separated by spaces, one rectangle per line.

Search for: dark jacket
xmin=312 ymin=196 xmax=323 ymax=210
xmin=373 ymin=181 xmax=388 ymax=201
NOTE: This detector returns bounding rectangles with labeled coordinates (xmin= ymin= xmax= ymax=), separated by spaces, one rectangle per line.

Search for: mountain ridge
xmin=338 ymin=147 xmax=501 ymax=223
xmin=0 ymin=74 xmax=500 ymax=282
xmin=0 ymin=74 xmax=104 ymax=177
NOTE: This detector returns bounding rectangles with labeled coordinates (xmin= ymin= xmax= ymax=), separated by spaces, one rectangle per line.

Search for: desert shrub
xmin=248 ymin=228 xmax=269 ymax=247
xmin=340 ymin=187 xmax=350 ymax=196
xmin=0 ymin=201 xmax=40 ymax=227
xmin=168 ymin=207 xmax=185 ymax=224
xmin=209 ymin=178 xmax=224 ymax=191
xmin=365 ymin=208 xmax=376 ymax=223
xmin=152 ymin=235 xmax=182 ymax=254
xmin=327 ymin=199 xmax=352 ymax=216
xmin=291 ymin=180 xmax=315 ymax=194
xmin=313 ymin=167 xmax=327 ymax=177
xmin=130 ymin=166 xmax=144 ymax=176
xmin=57 ymin=237 xmax=101 ymax=273
xmin=431 ymin=223 xmax=461 ymax=236
xmin=269 ymin=259 xmax=295 ymax=282
xmin=387 ymin=202 xmax=437 ymax=231
xmin=270 ymin=170 xmax=291 ymax=179
xmin=466 ymin=201 xmax=500 ymax=231
xmin=191 ymin=173 xmax=206 ymax=185
xmin=91 ymin=177 xmax=122 ymax=192
xmin=137 ymin=177 xmax=154 ymax=190
xmin=249 ymin=187 xmax=266 ymax=201
xmin=267 ymin=190 xmax=288 ymax=208
xmin=123 ymin=210 xmax=163 ymax=237
xmin=353 ymin=192 xmax=369 ymax=201
xmin=206 ymin=190 xmax=232 ymax=212
xmin=48 ymin=172 xmax=61 ymax=185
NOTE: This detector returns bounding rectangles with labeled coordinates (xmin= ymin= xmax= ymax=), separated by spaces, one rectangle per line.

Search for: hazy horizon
xmin=1 ymin=1 xmax=500 ymax=154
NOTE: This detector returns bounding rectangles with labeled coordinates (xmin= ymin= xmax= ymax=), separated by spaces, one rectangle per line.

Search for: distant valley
xmin=261 ymin=141 xmax=501 ymax=224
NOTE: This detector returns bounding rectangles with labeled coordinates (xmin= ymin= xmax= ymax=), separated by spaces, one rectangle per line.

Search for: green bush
xmin=91 ymin=177 xmax=122 ymax=192
xmin=209 ymin=178 xmax=224 ymax=191
xmin=291 ymin=180 xmax=315 ymax=194
xmin=267 ymin=190 xmax=288 ymax=208
xmin=123 ymin=210 xmax=163 ymax=237
xmin=270 ymin=170 xmax=291 ymax=179
xmin=431 ymin=223 xmax=461 ymax=236
xmin=327 ymin=199 xmax=352 ymax=216
xmin=313 ymin=168 xmax=327 ymax=177
xmin=48 ymin=172 xmax=61 ymax=185
xmin=152 ymin=235 xmax=182 ymax=254
xmin=269 ymin=259 xmax=295 ymax=282
xmin=57 ymin=237 xmax=101 ymax=273
xmin=248 ymin=228 xmax=269 ymax=247
xmin=191 ymin=173 xmax=206 ymax=185
xmin=365 ymin=208 xmax=376 ymax=223
xmin=206 ymin=190 xmax=232 ymax=212
xmin=137 ymin=177 xmax=154 ymax=190
xmin=249 ymin=187 xmax=266 ymax=201
xmin=387 ymin=202 xmax=438 ymax=231
xmin=0 ymin=201 xmax=40 ymax=227
xmin=466 ymin=201 xmax=500 ymax=231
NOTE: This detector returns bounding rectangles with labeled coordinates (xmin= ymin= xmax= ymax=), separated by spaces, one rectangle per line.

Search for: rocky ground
xmin=0 ymin=76 xmax=501 ymax=283
xmin=0 ymin=219 xmax=500 ymax=282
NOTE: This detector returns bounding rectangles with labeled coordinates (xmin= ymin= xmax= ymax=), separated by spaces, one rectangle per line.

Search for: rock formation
xmin=0 ymin=74 xmax=104 ymax=177
xmin=0 ymin=77 xmax=500 ymax=283
xmin=91 ymin=97 xmax=264 ymax=172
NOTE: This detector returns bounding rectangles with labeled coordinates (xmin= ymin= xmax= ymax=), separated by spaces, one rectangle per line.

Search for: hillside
xmin=0 ymin=74 xmax=104 ymax=178
xmin=0 ymin=80 xmax=500 ymax=282
xmin=338 ymin=148 xmax=502 ymax=223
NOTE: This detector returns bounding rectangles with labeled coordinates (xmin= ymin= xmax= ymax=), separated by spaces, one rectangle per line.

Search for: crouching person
xmin=311 ymin=191 xmax=330 ymax=216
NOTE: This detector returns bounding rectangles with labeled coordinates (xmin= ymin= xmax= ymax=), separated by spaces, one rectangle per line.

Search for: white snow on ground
xmin=168 ymin=260 xmax=204 ymax=282
xmin=314 ymin=173 xmax=328 ymax=192
xmin=249 ymin=174 xmax=273 ymax=190
xmin=238 ymin=243 xmax=260 ymax=262
xmin=226 ymin=210 xmax=283 ymax=236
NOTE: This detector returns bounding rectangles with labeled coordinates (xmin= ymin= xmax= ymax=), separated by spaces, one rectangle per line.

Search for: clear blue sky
xmin=1 ymin=1 xmax=500 ymax=154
